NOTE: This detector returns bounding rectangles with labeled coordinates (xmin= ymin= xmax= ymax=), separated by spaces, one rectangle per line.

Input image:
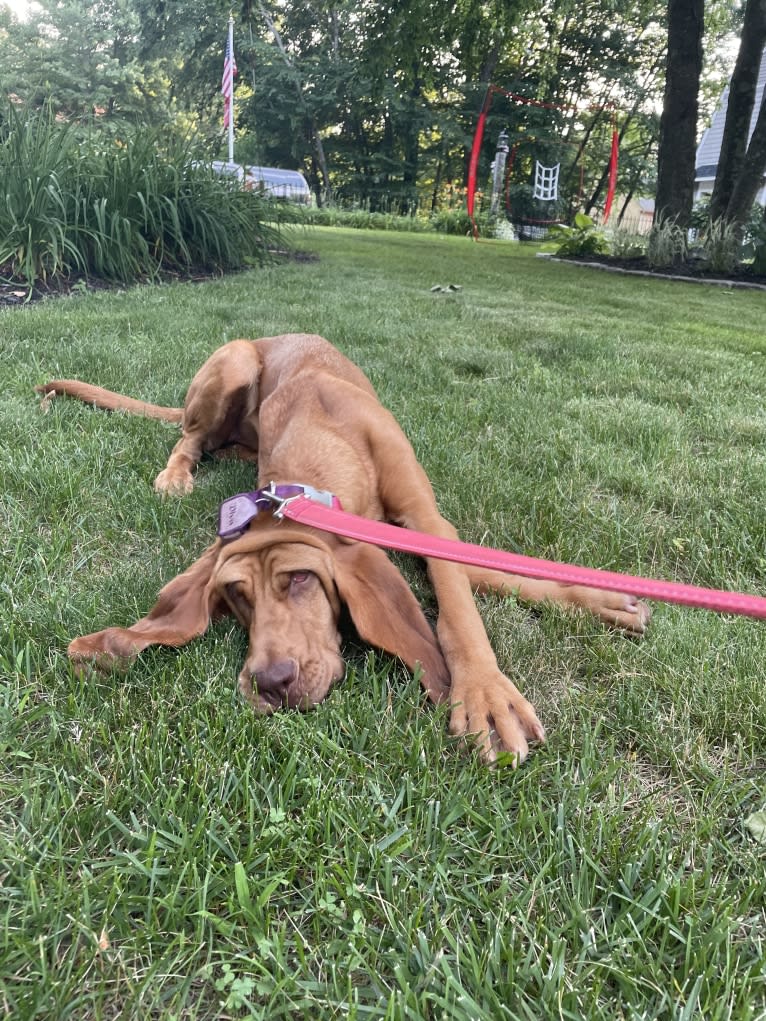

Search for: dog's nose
xmin=253 ymin=659 xmax=298 ymax=700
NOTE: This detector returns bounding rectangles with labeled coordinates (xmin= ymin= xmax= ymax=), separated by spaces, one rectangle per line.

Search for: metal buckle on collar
xmin=261 ymin=482 xmax=337 ymax=520
xmin=218 ymin=483 xmax=338 ymax=541
xmin=259 ymin=482 xmax=301 ymax=519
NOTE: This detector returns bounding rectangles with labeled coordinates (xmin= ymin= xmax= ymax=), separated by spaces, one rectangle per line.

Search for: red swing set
xmin=466 ymin=85 xmax=619 ymax=239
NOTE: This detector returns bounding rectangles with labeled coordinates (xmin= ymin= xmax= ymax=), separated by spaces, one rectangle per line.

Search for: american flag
xmin=222 ymin=31 xmax=237 ymax=129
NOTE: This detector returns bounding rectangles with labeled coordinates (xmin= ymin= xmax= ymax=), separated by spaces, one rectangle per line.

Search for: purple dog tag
xmin=218 ymin=493 xmax=265 ymax=539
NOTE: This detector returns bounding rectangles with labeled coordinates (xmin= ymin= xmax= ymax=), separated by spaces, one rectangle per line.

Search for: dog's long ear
xmin=331 ymin=541 xmax=450 ymax=704
xmin=68 ymin=543 xmax=226 ymax=670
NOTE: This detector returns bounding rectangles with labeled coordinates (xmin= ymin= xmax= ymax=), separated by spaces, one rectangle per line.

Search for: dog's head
xmin=213 ymin=527 xmax=346 ymax=711
xmin=70 ymin=520 xmax=450 ymax=709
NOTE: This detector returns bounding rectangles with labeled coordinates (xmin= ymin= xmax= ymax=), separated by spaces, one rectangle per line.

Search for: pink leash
xmin=281 ymin=495 xmax=766 ymax=620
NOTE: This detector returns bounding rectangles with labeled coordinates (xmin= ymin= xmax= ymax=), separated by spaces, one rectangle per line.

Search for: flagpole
xmin=227 ymin=15 xmax=235 ymax=164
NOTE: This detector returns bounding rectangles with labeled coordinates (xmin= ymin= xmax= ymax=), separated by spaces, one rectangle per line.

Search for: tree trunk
xmin=477 ymin=40 xmax=501 ymax=87
xmin=654 ymin=0 xmax=704 ymax=227
xmin=430 ymin=150 xmax=444 ymax=213
xmin=708 ymin=0 xmax=766 ymax=222
xmin=617 ymin=189 xmax=635 ymax=224
xmin=725 ymin=91 xmax=766 ymax=225
xmin=463 ymin=41 xmax=501 ymax=181
xmin=311 ymin=123 xmax=330 ymax=204
xmin=585 ymin=50 xmax=665 ymax=216
xmin=401 ymin=63 xmax=423 ymax=209
xmin=585 ymin=110 xmax=635 ymax=216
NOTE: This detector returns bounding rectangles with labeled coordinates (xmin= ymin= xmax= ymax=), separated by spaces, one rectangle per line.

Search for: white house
xmin=694 ymin=47 xmax=766 ymax=207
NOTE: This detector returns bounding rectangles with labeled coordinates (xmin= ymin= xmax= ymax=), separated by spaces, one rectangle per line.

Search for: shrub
xmin=548 ymin=213 xmax=609 ymax=257
xmin=278 ymin=204 xmax=432 ymax=233
xmin=748 ymin=212 xmax=766 ymax=275
xmin=494 ymin=220 xmax=518 ymax=241
xmin=278 ymin=201 xmax=496 ymax=237
xmin=430 ymin=207 xmax=493 ymax=236
xmin=690 ymin=197 xmax=713 ymax=232
xmin=691 ymin=198 xmax=766 ymax=275
xmin=0 ymin=104 xmax=282 ymax=290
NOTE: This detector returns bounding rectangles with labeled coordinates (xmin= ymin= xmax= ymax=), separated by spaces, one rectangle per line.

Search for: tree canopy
xmin=0 ymin=0 xmax=754 ymax=219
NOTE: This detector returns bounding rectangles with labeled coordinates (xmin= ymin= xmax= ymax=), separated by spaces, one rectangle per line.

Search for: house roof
xmin=695 ymin=47 xmax=766 ymax=176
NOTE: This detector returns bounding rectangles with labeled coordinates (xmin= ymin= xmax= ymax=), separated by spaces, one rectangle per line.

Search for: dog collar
xmin=218 ymin=483 xmax=342 ymax=541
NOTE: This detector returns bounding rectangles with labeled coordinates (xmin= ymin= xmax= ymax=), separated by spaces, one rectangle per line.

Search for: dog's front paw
xmin=153 ymin=468 xmax=194 ymax=495
xmin=449 ymin=672 xmax=545 ymax=766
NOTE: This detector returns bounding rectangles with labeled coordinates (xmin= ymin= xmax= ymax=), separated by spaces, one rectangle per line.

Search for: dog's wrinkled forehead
xmin=214 ymin=524 xmax=334 ymax=563
xmin=212 ymin=526 xmax=342 ymax=611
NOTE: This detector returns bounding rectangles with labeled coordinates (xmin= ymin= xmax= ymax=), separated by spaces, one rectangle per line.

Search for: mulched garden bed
xmin=0 ymin=250 xmax=319 ymax=308
xmin=545 ymin=253 xmax=766 ymax=290
xmin=0 ymin=269 xmax=227 ymax=308
xmin=0 ymin=274 xmax=115 ymax=306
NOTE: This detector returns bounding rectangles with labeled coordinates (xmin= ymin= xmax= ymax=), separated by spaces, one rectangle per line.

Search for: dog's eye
xmin=224 ymin=582 xmax=251 ymax=623
xmin=290 ymin=571 xmax=313 ymax=587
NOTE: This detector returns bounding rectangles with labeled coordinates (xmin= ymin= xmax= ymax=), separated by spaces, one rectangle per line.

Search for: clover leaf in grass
xmin=745 ymin=811 xmax=766 ymax=844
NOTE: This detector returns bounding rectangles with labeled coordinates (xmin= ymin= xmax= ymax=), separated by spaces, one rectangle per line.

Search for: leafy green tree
xmin=0 ymin=0 xmax=171 ymax=125
xmin=235 ymin=0 xmax=472 ymax=206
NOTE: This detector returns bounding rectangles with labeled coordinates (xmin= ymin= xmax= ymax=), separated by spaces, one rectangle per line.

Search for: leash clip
xmin=262 ymin=482 xmax=302 ymax=521
xmin=218 ymin=483 xmax=340 ymax=539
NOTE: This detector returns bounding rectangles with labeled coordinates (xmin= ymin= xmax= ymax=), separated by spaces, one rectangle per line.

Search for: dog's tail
xmin=35 ymin=380 xmax=184 ymax=424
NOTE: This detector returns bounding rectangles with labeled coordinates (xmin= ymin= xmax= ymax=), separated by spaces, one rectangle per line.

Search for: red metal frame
xmin=467 ymin=84 xmax=618 ymax=239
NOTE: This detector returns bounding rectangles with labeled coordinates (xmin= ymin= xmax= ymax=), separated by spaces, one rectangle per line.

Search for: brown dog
xmin=38 ymin=334 xmax=649 ymax=764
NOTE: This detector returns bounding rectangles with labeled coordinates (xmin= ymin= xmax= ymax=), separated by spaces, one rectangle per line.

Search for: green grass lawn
xmin=2 ymin=229 xmax=766 ymax=1020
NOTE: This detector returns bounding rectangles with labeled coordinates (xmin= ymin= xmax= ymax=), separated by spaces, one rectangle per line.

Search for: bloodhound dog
xmin=38 ymin=334 xmax=649 ymax=764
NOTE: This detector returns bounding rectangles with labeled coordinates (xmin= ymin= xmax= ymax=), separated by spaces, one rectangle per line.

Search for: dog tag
xmin=218 ymin=493 xmax=264 ymax=539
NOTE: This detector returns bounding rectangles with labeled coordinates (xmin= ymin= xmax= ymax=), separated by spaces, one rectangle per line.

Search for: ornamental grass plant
xmin=2 ymin=230 xmax=766 ymax=1019
xmin=0 ymin=104 xmax=281 ymax=290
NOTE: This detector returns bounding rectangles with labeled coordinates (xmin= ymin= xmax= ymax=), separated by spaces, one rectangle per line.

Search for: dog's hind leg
xmin=464 ymin=565 xmax=651 ymax=636
xmin=154 ymin=340 xmax=264 ymax=495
